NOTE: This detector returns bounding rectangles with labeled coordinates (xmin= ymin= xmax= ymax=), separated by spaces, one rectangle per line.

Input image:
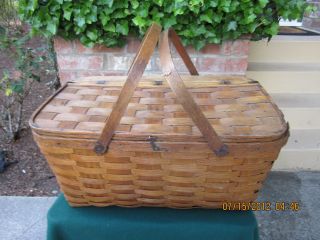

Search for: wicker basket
xmin=30 ymin=23 xmax=289 ymax=208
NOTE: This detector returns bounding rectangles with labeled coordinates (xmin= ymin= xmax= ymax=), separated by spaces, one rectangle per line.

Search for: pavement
xmin=0 ymin=171 xmax=319 ymax=240
xmin=256 ymin=171 xmax=320 ymax=240
xmin=0 ymin=197 xmax=54 ymax=240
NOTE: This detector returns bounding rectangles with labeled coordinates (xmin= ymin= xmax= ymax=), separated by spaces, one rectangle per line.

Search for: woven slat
xmin=33 ymin=127 xmax=287 ymax=208
xmin=30 ymin=24 xmax=289 ymax=208
xmin=30 ymin=76 xmax=289 ymax=208
xmin=31 ymin=76 xmax=287 ymax=143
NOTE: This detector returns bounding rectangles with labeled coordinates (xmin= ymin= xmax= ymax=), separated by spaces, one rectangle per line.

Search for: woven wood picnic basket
xmin=30 ymin=23 xmax=289 ymax=208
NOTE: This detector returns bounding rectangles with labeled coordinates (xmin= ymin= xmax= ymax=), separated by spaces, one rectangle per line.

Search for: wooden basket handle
xmin=94 ymin=23 xmax=162 ymax=154
xmin=168 ymin=29 xmax=199 ymax=76
xmin=159 ymin=29 xmax=229 ymax=156
xmin=95 ymin=24 xmax=228 ymax=157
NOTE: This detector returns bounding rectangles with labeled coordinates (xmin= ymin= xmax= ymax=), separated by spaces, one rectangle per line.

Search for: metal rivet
xmin=154 ymin=80 xmax=163 ymax=86
xmin=220 ymin=80 xmax=231 ymax=85
xmin=96 ymin=80 xmax=106 ymax=84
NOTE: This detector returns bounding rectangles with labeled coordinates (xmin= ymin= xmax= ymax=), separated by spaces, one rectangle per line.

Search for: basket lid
xmin=30 ymin=75 xmax=288 ymax=143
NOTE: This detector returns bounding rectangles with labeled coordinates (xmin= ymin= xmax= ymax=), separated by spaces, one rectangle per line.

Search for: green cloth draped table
xmin=47 ymin=194 xmax=259 ymax=240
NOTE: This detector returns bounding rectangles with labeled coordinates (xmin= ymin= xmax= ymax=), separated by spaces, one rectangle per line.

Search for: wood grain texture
xmin=95 ymin=23 xmax=162 ymax=154
xmin=169 ymin=29 xmax=199 ymax=75
xmin=159 ymin=29 xmax=228 ymax=156
xmin=29 ymin=25 xmax=289 ymax=208
xmin=29 ymin=76 xmax=289 ymax=208
xmin=30 ymin=79 xmax=288 ymax=142
xmin=33 ymin=130 xmax=288 ymax=208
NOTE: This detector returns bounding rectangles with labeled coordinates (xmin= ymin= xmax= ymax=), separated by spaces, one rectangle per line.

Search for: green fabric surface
xmin=47 ymin=194 xmax=259 ymax=240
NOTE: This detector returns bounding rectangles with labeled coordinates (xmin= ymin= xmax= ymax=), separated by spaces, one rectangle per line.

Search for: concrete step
xmin=248 ymin=36 xmax=320 ymax=171
xmin=280 ymin=108 xmax=320 ymax=129
xmin=247 ymin=71 xmax=320 ymax=94
xmin=270 ymin=93 xmax=320 ymax=108
xmin=248 ymin=62 xmax=320 ymax=71
xmin=248 ymin=36 xmax=320 ymax=64
xmin=274 ymin=149 xmax=320 ymax=170
xmin=284 ymin=129 xmax=320 ymax=149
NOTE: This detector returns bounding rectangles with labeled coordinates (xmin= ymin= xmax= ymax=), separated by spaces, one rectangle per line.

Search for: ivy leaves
xmin=19 ymin=0 xmax=310 ymax=50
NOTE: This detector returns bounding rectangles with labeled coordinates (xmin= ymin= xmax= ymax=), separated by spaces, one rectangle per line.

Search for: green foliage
xmin=0 ymin=24 xmax=45 ymax=141
xmin=0 ymin=1 xmax=47 ymax=141
xmin=19 ymin=0 xmax=311 ymax=50
xmin=0 ymin=0 xmax=19 ymax=26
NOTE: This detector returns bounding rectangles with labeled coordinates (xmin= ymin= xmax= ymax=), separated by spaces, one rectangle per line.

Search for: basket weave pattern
xmin=32 ymin=78 xmax=288 ymax=208
xmin=30 ymin=24 xmax=289 ymax=208
xmin=33 ymin=78 xmax=285 ymax=139
xmin=34 ymin=132 xmax=286 ymax=208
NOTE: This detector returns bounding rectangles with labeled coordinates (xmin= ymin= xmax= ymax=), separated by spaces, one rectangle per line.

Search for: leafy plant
xmin=0 ymin=0 xmax=47 ymax=141
xmin=19 ymin=0 xmax=312 ymax=50
xmin=0 ymin=0 xmax=19 ymax=27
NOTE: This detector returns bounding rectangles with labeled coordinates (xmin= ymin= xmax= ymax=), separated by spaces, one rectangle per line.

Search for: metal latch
xmin=147 ymin=136 xmax=165 ymax=151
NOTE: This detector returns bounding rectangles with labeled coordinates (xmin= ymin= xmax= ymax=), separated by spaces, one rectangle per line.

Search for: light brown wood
xmin=30 ymin=80 xmax=288 ymax=143
xmin=95 ymin=23 xmax=162 ymax=154
xmin=159 ymin=29 xmax=228 ymax=156
xmin=169 ymin=29 xmax=199 ymax=75
xmin=29 ymin=24 xmax=289 ymax=208
xmin=75 ymin=75 xmax=249 ymax=83
xmin=32 ymin=130 xmax=288 ymax=208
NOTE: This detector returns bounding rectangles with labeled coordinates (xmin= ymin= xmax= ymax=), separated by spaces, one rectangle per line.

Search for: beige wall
xmin=247 ymin=35 xmax=320 ymax=170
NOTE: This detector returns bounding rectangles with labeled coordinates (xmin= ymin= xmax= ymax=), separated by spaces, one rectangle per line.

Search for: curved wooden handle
xmin=95 ymin=23 xmax=162 ymax=154
xmin=168 ymin=29 xmax=199 ymax=76
xmin=159 ymin=29 xmax=229 ymax=157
